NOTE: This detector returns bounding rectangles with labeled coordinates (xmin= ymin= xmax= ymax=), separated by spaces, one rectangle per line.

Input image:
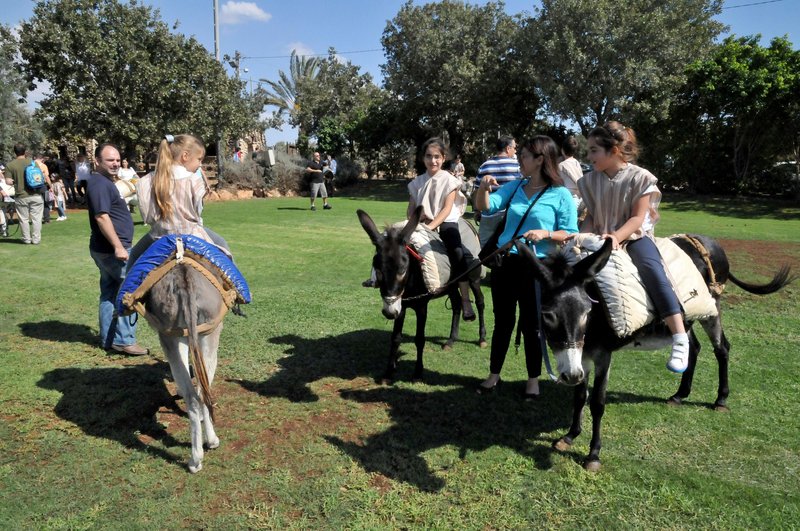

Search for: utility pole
xmin=213 ymin=0 xmax=224 ymax=178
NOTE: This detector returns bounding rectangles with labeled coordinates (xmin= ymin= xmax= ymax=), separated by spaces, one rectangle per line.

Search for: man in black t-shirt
xmin=87 ymin=142 xmax=148 ymax=356
xmin=305 ymin=151 xmax=331 ymax=211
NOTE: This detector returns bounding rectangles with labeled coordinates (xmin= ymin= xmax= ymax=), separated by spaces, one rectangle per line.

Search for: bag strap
xmin=492 ymin=179 xmax=526 ymax=235
xmin=509 ymin=184 xmax=551 ymax=239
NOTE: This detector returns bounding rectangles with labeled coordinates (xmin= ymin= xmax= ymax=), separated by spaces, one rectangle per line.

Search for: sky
xmin=2 ymin=0 xmax=798 ymax=145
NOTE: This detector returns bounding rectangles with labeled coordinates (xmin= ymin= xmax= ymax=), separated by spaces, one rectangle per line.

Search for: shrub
xmin=267 ymin=150 xmax=306 ymax=195
xmin=218 ymin=158 xmax=267 ymax=190
xmin=333 ymin=156 xmax=363 ymax=187
xmin=377 ymin=140 xmax=414 ymax=180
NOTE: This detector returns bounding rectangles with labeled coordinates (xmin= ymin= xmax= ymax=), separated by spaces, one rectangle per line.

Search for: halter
xmin=548 ymin=338 xmax=585 ymax=350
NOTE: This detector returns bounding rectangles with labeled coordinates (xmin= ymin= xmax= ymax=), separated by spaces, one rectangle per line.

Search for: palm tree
xmin=261 ymin=50 xmax=320 ymax=128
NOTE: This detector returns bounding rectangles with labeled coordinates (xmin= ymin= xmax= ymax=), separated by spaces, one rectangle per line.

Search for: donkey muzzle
xmin=382 ymin=295 xmax=403 ymax=319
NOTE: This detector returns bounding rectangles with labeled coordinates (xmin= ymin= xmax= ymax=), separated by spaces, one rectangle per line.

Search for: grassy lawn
xmin=1 ymin=182 xmax=799 ymax=529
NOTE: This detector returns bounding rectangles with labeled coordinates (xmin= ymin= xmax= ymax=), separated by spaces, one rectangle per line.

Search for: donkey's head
xmin=357 ymin=207 xmax=423 ymax=319
xmin=515 ymin=239 xmax=613 ymax=385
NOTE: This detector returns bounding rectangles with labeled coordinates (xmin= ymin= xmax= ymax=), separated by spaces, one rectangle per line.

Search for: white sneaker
xmin=56 ymin=216 xmax=66 ymax=221
xmin=667 ymin=333 xmax=690 ymax=373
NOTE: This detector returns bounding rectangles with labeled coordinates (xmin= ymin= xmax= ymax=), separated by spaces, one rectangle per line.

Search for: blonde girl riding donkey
xmin=128 ymin=134 xmax=229 ymax=267
xmin=408 ymin=137 xmax=475 ymax=321
xmin=579 ymin=121 xmax=689 ymax=373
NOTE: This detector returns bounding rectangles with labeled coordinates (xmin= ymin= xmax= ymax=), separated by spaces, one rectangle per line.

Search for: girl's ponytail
xmin=152 ymin=138 xmax=175 ymax=220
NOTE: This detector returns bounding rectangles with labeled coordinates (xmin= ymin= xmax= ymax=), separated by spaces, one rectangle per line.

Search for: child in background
xmin=579 ymin=121 xmax=689 ymax=373
xmin=51 ymin=174 xmax=68 ymax=221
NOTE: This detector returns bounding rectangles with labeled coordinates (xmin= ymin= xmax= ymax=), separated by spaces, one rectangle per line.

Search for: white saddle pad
xmin=390 ymin=219 xmax=484 ymax=293
xmin=563 ymin=234 xmax=718 ymax=338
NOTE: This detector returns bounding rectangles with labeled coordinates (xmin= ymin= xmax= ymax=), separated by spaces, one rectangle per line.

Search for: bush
xmin=267 ymin=150 xmax=306 ymax=195
xmin=377 ymin=141 xmax=414 ymax=180
xmin=333 ymin=156 xmax=363 ymax=187
xmin=218 ymin=159 xmax=267 ymax=190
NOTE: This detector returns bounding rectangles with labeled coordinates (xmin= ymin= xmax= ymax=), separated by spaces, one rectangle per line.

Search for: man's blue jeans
xmin=90 ymin=248 xmax=137 ymax=349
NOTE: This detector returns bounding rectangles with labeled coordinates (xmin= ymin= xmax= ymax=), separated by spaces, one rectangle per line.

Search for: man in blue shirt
xmin=474 ymin=136 xmax=523 ymax=247
xmin=87 ymin=143 xmax=148 ymax=356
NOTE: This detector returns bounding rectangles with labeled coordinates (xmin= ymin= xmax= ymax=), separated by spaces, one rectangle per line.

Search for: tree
xmin=17 ymin=0 xmax=255 ymax=156
xmin=381 ymin=1 xmax=540 ymax=158
xmin=294 ymin=49 xmax=383 ymax=158
xmin=0 ymin=25 xmax=43 ymax=160
xmin=526 ymin=0 xmax=725 ymax=135
xmin=662 ymin=35 xmax=800 ymax=193
xmin=261 ymin=49 xmax=320 ymax=144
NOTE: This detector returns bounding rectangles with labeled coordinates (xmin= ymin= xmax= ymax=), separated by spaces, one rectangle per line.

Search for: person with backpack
xmin=34 ymin=153 xmax=53 ymax=223
xmin=4 ymin=143 xmax=45 ymax=244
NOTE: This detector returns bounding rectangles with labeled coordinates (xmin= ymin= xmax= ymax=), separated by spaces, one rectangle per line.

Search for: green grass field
xmin=1 ymin=182 xmax=799 ymax=529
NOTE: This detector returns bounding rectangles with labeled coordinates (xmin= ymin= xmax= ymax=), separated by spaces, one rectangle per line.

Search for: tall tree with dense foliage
xmin=0 ymin=25 xmax=43 ymax=161
xmin=526 ymin=0 xmax=724 ymax=135
xmin=17 ymin=0 xmax=254 ymax=156
xmin=662 ymin=35 xmax=800 ymax=194
xmin=381 ymin=0 xmax=539 ymax=157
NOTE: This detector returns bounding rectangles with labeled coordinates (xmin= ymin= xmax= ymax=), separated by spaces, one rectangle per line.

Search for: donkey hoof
xmin=553 ymin=438 xmax=572 ymax=452
xmin=713 ymin=403 xmax=730 ymax=413
xmin=583 ymin=459 xmax=601 ymax=472
xmin=206 ymin=437 xmax=220 ymax=450
xmin=478 ymin=340 xmax=488 ymax=348
xmin=378 ymin=376 xmax=394 ymax=386
xmin=188 ymin=461 xmax=203 ymax=474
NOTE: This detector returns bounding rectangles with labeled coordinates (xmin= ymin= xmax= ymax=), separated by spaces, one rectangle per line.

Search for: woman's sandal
xmin=476 ymin=379 xmax=500 ymax=395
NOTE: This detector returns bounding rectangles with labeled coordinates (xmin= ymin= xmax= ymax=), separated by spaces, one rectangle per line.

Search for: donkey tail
xmin=729 ymin=265 xmax=796 ymax=295
xmin=181 ymin=265 xmax=216 ymax=422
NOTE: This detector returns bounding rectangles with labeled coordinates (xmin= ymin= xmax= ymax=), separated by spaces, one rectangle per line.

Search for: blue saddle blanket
xmin=116 ymin=234 xmax=251 ymax=314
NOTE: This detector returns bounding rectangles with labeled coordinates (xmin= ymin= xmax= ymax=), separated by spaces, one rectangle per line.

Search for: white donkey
xmin=145 ymin=261 xmax=226 ymax=473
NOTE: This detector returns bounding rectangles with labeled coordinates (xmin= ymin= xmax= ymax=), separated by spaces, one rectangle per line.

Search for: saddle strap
xmin=122 ymin=252 xmax=237 ymax=336
xmin=675 ymin=234 xmax=725 ymax=296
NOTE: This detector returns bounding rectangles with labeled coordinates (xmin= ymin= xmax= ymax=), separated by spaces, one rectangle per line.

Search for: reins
xmin=399 ymin=231 xmax=564 ymax=382
xmin=401 ymin=235 xmax=526 ymax=302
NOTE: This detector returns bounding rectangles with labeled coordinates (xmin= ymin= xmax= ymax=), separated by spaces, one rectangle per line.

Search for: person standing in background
xmin=5 ymin=143 xmax=44 ymax=244
xmin=474 ymin=136 xmax=523 ymax=247
xmin=558 ymin=135 xmax=584 ymax=214
xmin=34 ymin=153 xmax=52 ymax=224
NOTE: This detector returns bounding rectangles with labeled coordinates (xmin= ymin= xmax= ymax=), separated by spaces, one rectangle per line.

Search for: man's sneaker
xmin=323 ymin=204 xmax=332 ymax=210
xmin=310 ymin=205 xmax=316 ymax=211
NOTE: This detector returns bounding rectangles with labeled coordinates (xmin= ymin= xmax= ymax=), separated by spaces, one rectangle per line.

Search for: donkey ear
xmin=400 ymin=206 xmax=423 ymax=243
xmin=514 ymin=241 xmax=554 ymax=288
xmin=572 ymin=237 xmax=613 ymax=283
xmin=357 ymin=209 xmax=383 ymax=247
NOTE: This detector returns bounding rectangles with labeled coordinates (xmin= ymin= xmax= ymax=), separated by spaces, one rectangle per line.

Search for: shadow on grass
xmin=665 ymin=193 xmax=800 ymax=220
xmin=233 ymin=329 xmax=390 ymax=402
xmin=324 ymin=376 xmax=576 ymax=491
xmin=37 ymin=362 xmax=188 ymax=467
xmin=233 ymin=328 xmax=610 ymax=491
xmin=19 ymin=320 xmax=97 ymax=347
